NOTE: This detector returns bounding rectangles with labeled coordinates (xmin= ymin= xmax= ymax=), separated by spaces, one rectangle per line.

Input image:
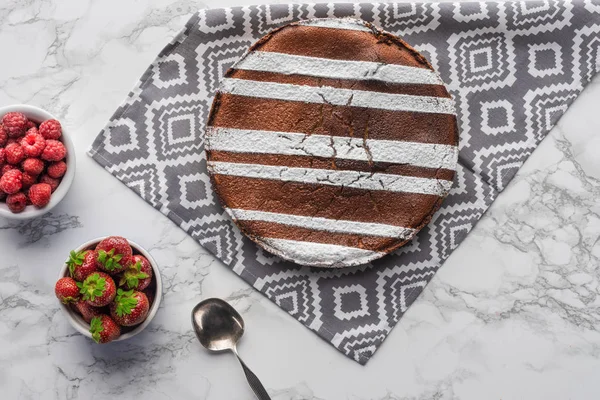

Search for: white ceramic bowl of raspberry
xmin=0 ymin=104 xmax=76 ymax=219
xmin=57 ymin=237 xmax=163 ymax=342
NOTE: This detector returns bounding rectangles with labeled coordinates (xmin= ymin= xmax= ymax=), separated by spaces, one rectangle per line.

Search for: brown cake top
xmin=205 ymin=18 xmax=458 ymax=268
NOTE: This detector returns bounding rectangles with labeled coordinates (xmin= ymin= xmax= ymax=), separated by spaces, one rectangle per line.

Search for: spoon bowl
xmin=192 ymin=298 xmax=245 ymax=352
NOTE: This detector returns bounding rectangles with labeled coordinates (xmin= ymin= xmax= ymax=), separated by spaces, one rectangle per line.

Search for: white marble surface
xmin=1 ymin=0 xmax=600 ymax=399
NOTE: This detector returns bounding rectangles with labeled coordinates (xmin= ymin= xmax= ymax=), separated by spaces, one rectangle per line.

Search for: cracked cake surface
xmin=205 ymin=18 xmax=458 ymax=268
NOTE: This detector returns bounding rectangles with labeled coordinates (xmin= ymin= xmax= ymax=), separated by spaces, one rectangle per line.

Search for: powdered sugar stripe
xmin=227 ymin=208 xmax=416 ymax=238
xmin=297 ymin=18 xmax=373 ymax=32
xmin=207 ymin=161 xmax=454 ymax=196
xmin=220 ymin=78 xmax=456 ymax=115
xmin=256 ymin=237 xmax=385 ymax=267
xmin=207 ymin=127 xmax=458 ymax=170
xmin=235 ymin=51 xmax=443 ymax=85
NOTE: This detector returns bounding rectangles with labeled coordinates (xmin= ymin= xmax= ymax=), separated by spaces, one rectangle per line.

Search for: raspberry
xmin=47 ymin=161 xmax=67 ymax=178
xmin=1 ymin=164 xmax=16 ymax=175
xmin=0 ymin=125 xmax=7 ymax=146
xmin=0 ymin=148 xmax=5 ymax=166
xmin=39 ymin=119 xmax=62 ymax=140
xmin=2 ymin=112 xmax=28 ymax=138
xmin=41 ymin=139 xmax=66 ymax=161
xmin=26 ymin=120 xmax=37 ymax=130
xmin=28 ymin=183 xmax=52 ymax=207
xmin=0 ymin=169 xmax=22 ymax=194
xmin=22 ymin=158 xmax=45 ymax=175
xmin=5 ymin=143 xmax=25 ymax=165
xmin=21 ymin=172 xmax=37 ymax=188
xmin=40 ymin=174 xmax=60 ymax=192
xmin=6 ymin=192 xmax=27 ymax=213
xmin=6 ymin=138 xmax=17 ymax=145
xmin=20 ymin=129 xmax=46 ymax=158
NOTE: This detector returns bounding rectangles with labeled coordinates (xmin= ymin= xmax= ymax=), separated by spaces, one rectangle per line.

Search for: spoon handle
xmin=232 ymin=347 xmax=271 ymax=400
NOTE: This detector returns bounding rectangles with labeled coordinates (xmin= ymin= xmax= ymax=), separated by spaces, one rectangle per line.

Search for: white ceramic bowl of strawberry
xmin=58 ymin=237 xmax=163 ymax=342
xmin=0 ymin=104 xmax=75 ymax=219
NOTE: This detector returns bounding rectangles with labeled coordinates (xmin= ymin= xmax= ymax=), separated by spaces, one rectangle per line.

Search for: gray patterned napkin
xmin=89 ymin=1 xmax=600 ymax=364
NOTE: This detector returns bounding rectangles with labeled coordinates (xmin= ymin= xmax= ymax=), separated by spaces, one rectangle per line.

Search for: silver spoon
xmin=192 ymin=298 xmax=272 ymax=400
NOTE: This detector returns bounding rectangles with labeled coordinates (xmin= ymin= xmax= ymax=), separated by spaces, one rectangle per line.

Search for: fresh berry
xmin=1 ymin=164 xmax=16 ymax=175
xmin=109 ymin=289 xmax=149 ymax=326
xmin=20 ymin=129 xmax=46 ymax=157
xmin=22 ymin=158 xmax=45 ymax=175
xmin=39 ymin=119 xmax=62 ymax=140
xmin=96 ymin=236 xmax=132 ymax=274
xmin=6 ymin=192 xmax=27 ymax=213
xmin=6 ymin=138 xmax=17 ymax=145
xmin=41 ymin=139 xmax=66 ymax=161
xmin=5 ymin=142 xmax=25 ymax=165
xmin=119 ymin=255 xmax=153 ymax=291
xmin=78 ymin=272 xmax=116 ymax=307
xmin=28 ymin=183 xmax=52 ymax=207
xmin=0 ymin=148 xmax=5 ymax=166
xmin=47 ymin=161 xmax=67 ymax=179
xmin=2 ymin=112 xmax=28 ymax=138
xmin=21 ymin=172 xmax=37 ymax=188
xmin=143 ymin=287 xmax=155 ymax=306
xmin=0 ymin=126 xmax=6 ymax=147
xmin=39 ymin=174 xmax=60 ymax=192
xmin=55 ymin=277 xmax=81 ymax=304
xmin=26 ymin=120 xmax=37 ymax=130
xmin=0 ymin=169 xmax=22 ymax=194
xmin=89 ymin=315 xmax=121 ymax=344
xmin=67 ymin=250 xmax=99 ymax=282
xmin=72 ymin=301 xmax=102 ymax=323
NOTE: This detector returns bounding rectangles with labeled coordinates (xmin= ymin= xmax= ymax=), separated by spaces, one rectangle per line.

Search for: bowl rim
xmin=0 ymin=104 xmax=76 ymax=220
xmin=58 ymin=236 xmax=163 ymax=342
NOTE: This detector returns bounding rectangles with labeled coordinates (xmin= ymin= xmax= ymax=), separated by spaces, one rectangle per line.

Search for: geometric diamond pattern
xmin=89 ymin=1 xmax=600 ymax=364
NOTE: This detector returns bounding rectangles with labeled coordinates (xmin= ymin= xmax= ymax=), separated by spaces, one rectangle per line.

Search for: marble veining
xmin=2 ymin=0 xmax=600 ymax=399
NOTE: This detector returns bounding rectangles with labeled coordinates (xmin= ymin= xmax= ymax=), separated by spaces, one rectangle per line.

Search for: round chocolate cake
xmin=205 ymin=18 xmax=458 ymax=268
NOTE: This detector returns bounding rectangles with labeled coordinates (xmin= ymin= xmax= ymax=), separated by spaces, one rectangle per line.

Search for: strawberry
xmin=77 ymin=272 xmax=116 ymax=307
xmin=119 ymin=255 xmax=153 ymax=291
xmin=67 ymin=250 xmax=99 ymax=281
xmin=143 ymin=287 xmax=155 ymax=306
xmin=89 ymin=315 xmax=121 ymax=344
xmin=96 ymin=236 xmax=132 ymax=274
xmin=72 ymin=300 xmax=102 ymax=323
xmin=55 ymin=277 xmax=80 ymax=304
xmin=109 ymin=289 xmax=149 ymax=326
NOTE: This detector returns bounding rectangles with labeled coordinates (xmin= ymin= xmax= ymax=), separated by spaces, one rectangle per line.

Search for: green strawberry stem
xmin=97 ymin=249 xmax=124 ymax=272
xmin=119 ymin=261 xmax=149 ymax=289
xmin=114 ymin=289 xmax=138 ymax=317
xmin=66 ymin=250 xmax=85 ymax=277
xmin=78 ymin=273 xmax=107 ymax=301
xmin=90 ymin=317 xmax=103 ymax=343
